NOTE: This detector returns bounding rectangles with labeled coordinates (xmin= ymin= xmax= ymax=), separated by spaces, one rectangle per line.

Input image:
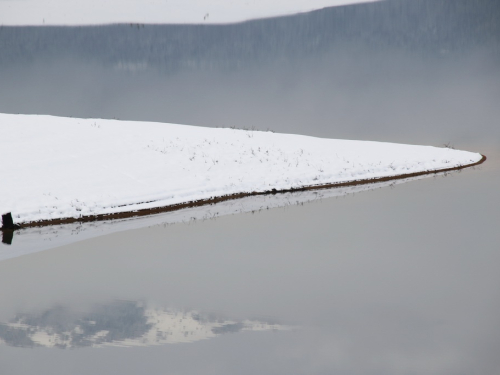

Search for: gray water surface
xmin=0 ymin=154 xmax=498 ymax=375
xmin=0 ymin=0 xmax=499 ymax=373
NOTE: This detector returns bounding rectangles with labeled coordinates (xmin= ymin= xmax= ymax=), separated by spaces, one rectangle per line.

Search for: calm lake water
xmin=1 ymin=0 xmax=499 ymax=373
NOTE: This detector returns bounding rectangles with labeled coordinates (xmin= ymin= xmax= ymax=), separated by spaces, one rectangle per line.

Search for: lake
xmin=1 ymin=0 xmax=499 ymax=373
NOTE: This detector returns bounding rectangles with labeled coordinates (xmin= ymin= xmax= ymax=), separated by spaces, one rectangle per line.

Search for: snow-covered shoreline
xmin=0 ymin=113 xmax=483 ymax=227
xmin=0 ymin=0 xmax=380 ymax=26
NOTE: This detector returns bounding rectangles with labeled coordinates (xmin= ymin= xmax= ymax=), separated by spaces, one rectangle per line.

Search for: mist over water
xmin=0 ymin=0 xmax=499 ymax=374
xmin=2 ymin=53 xmax=499 ymax=152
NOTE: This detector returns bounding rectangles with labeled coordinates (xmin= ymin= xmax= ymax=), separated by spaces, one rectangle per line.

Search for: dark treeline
xmin=0 ymin=0 xmax=499 ymax=70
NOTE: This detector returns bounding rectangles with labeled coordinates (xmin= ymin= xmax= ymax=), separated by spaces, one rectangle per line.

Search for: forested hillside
xmin=1 ymin=0 xmax=498 ymax=69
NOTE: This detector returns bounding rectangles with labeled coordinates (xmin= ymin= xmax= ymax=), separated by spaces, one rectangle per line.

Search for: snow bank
xmin=0 ymin=113 xmax=482 ymax=226
xmin=0 ymin=0 xmax=381 ymax=26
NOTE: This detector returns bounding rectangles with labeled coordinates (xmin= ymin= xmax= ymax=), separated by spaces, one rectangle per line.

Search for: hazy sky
xmin=0 ymin=0 xmax=381 ymax=25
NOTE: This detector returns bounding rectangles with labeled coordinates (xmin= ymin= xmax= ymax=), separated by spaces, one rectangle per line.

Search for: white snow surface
xmin=0 ymin=0 xmax=381 ymax=26
xmin=0 ymin=113 xmax=481 ymax=226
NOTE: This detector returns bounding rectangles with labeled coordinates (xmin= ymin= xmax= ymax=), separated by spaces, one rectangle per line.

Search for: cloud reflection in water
xmin=0 ymin=300 xmax=291 ymax=349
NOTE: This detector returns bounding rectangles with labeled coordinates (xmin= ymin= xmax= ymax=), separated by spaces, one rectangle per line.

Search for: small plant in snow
xmin=443 ymin=142 xmax=455 ymax=149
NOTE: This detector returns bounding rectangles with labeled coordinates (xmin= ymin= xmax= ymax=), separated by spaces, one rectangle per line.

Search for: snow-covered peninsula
xmin=0 ymin=113 xmax=483 ymax=227
xmin=0 ymin=0 xmax=380 ymax=26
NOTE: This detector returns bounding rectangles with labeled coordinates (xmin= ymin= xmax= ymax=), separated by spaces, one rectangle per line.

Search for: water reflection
xmin=1 ymin=173 xmax=435 ymax=261
xmin=1 ymin=230 xmax=13 ymax=245
xmin=0 ymin=300 xmax=290 ymax=349
xmin=0 ymin=158 xmax=497 ymax=375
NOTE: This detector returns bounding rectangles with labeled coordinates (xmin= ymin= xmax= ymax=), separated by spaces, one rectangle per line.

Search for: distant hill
xmin=0 ymin=0 xmax=499 ymax=69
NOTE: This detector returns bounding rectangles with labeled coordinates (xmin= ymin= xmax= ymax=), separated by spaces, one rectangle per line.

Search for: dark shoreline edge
xmin=1 ymin=154 xmax=486 ymax=231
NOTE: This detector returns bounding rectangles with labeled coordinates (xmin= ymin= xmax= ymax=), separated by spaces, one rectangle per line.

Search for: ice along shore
xmin=0 ymin=113 xmax=485 ymax=229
